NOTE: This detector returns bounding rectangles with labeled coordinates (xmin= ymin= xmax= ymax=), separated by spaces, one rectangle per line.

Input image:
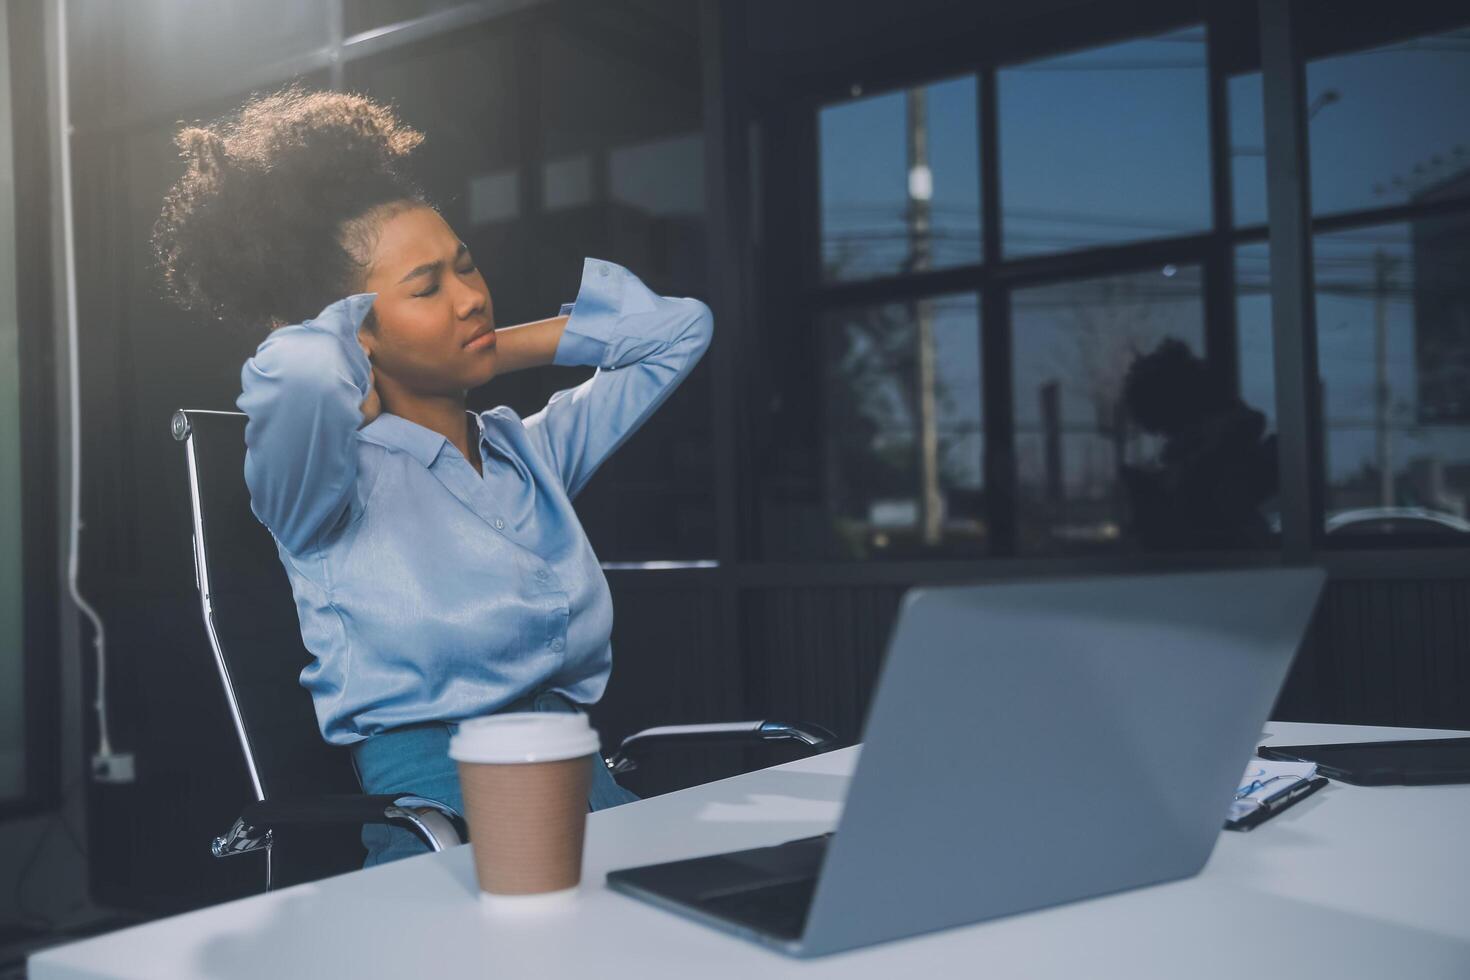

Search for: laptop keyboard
xmin=694 ymin=832 xmax=834 ymax=940
xmin=699 ymin=875 xmax=818 ymax=941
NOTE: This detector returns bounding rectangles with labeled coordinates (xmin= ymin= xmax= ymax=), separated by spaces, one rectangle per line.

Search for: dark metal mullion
xmin=1228 ymin=221 xmax=1274 ymax=247
xmin=1202 ymin=247 xmax=1240 ymax=393
xmin=72 ymin=0 xmax=551 ymax=137
xmin=697 ymin=0 xmax=745 ymax=677
xmin=725 ymin=544 xmax=1470 ymax=587
xmin=1203 ymin=9 xmax=1240 ymax=397
xmin=735 ymin=551 xmax=1287 ymax=588
xmin=341 ymin=0 xmax=547 ymax=58
xmin=1311 ymin=194 xmax=1470 ymax=234
xmin=1258 ymin=0 xmax=1324 ymax=562
xmin=990 ymin=232 xmax=1215 ymax=287
xmin=4 ymin=0 xmax=63 ymax=818
xmin=696 ymin=1 xmax=771 ymax=761
xmin=812 ymin=264 xmax=983 ymax=311
xmin=978 ymin=66 xmax=1015 ymax=557
xmin=809 ymin=228 xmax=1228 ymax=311
xmin=1231 ymin=195 xmax=1470 ymax=251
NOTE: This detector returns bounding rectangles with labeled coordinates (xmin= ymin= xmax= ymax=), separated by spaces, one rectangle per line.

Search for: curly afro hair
xmin=152 ymin=81 xmax=433 ymax=334
xmin=1121 ymin=337 xmax=1226 ymax=435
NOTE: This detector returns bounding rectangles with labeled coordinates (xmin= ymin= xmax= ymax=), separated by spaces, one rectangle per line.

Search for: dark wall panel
xmin=591 ymin=576 xmax=745 ymax=798
xmin=745 ymin=578 xmax=1470 ymax=773
xmin=743 ymin=584 xmax=906 ymax=747
xmin=84 ymin=585 xmax=262 ymax=913
xmin=1278 ymin=579 xmax=1470 ymax=731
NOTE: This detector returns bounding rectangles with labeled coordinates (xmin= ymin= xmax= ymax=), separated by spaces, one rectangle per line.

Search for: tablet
xmin=1257 ymin=736 xmax=1470 ymax=786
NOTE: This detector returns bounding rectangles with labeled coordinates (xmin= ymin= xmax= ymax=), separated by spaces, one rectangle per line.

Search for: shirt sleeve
xmin=524 ymin=257 xmax=714 ymax=499
xmin=235 ymin=292 xmax=377 ymax=555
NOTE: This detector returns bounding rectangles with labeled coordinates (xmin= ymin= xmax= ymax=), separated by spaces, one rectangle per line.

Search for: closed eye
xmin=414 ymin=262 xmax=478 ymax=298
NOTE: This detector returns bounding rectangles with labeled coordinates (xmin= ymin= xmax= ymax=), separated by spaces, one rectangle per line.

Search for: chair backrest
xmin=172 ymin=408 xmax=361 ymax=802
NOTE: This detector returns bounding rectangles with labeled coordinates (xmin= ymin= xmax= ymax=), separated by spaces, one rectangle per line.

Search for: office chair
xmin=171 ymin=408 xmax=835 ymax=890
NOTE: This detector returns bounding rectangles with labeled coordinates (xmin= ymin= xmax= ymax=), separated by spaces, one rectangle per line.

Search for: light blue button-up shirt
xmin=235 ymin=257 xmax=713 ymax=745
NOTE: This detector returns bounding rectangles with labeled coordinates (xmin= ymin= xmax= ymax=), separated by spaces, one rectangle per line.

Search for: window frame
xmin=1 ymin=0 xmax=62 ymax=820
xmin=773 ymin=3 xmax=1470 ymax=569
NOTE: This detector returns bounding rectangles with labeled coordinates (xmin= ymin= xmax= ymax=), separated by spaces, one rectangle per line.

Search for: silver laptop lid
xmin=799 ymin=567 xmax=1326 ymax=956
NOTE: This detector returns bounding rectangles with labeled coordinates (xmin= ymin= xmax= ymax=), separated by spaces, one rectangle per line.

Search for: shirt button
xmin=536 ymin=569 xmax=548 ymax=580
xmin=550 ymin=637 xmax=565 ymax=652
xmin=598 ymin=263 xmax=609 ymax=277
xmin=494 ymin=518 xmax=505 ymax=530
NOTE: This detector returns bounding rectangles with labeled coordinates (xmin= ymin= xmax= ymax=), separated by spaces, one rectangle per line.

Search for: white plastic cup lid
xmin=448 ymin=711 xmax=601 ymax=764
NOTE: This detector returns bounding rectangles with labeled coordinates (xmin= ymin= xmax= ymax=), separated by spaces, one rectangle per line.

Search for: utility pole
xmin=1373 ymin=247 xmax=1397 ymax=507
xmin=1041 ymin=381 xmax=1062 ymax=507
xmin=906 ymin=87 xmax=942 ymax=546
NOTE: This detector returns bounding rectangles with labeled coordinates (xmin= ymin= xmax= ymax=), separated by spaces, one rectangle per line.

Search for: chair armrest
xmin=605 ymin=720 xmax=838 ymax=774
xmin=212 ymin=794 xmax=466 ymax=858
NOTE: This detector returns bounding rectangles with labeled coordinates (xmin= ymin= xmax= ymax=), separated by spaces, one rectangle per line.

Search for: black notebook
xmin=1258 ymin=737 xmax=1470 ymax=786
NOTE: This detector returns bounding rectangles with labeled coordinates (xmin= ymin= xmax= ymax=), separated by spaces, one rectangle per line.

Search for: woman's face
xmin=356 ymin=204 xmax=498 ymax=395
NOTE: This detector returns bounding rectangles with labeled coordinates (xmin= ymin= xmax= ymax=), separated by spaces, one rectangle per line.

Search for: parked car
xmin=1264 ymin=506 xmax=1470 ymax=536
xmin=1324 ymin=507 xmax=1470 ymax=537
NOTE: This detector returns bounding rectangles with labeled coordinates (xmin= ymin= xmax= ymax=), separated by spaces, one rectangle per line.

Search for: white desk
xmin=31 ymin=722 xmax=1470 ymax=978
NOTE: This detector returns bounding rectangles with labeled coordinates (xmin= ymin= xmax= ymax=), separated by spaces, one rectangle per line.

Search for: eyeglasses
xmin=1235 ymin=772 xmax=1306 ymax=800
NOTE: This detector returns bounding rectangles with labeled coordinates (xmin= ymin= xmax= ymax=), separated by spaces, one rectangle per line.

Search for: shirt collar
xmin=360 ymin=412 xmax=484 ymax=468
xmin=358 ymin=413 xmax=445 ymax=467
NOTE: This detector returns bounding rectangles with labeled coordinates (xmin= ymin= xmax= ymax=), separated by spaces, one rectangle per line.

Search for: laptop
xmin=606 ymin=567 xmax=1327 ymax=957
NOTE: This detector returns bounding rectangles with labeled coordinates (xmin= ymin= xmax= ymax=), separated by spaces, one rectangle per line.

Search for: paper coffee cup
xmin=448 ymin=712 xmax=600 ymax=906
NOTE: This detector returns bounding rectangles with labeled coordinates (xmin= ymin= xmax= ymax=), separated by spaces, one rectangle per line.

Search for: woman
xmin=152 ymin=84 xmax=713 ymax=866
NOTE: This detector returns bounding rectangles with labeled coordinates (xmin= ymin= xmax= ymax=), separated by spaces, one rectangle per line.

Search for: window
xmin=1315 ymin=221 xmax=1470 ymax=541
xmin=0 ymin=0 xmax=23 ymax=801
xmin=819 ymin=73 xmax=980 ymax=281
xmin=789 ymin=16 xmax=1470 ymax=561
xmin=68 ymin=0 xmax=333 ymax=127
xmin=756 ymin=294 xmax=983 ymax=561
xmin=1306 ymin=29 xmax=1470 ymax=217
xmin=346 ymin=30 xmax=524 ymax=278
xmin=1011 ymin=265 xmax=1275 ymax=554
xmin=533 ymin=11 xmax=713 ymax=560
xmin=824 ymin=294 xmax=984 ymax=559
xmin=999 ymin=27 xmax=1211 ymax=257
xmin=1227 ymin=72 xmax=1267 ymax=227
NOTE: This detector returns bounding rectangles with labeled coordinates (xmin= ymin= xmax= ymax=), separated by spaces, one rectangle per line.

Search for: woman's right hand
xmin=358 ymin=339 xmax=382 ymax=427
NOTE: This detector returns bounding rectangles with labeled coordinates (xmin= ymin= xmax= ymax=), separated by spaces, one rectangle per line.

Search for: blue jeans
xmin=349 ymin=690 xmax=641 ymax=868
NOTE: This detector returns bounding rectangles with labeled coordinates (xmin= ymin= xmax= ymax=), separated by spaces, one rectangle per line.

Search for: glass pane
xmin=758 ymin=294 xmax=984 ymax=559
xmin=819 ymin=73 xmax=980 ymax=281
xmin=345 ymin=30 xmax=523 ymax=272
xmin=1228 ymin=72 xmax=1267 ymax=227
xmin=1014 ymin=265 xmax=1276 ymax=553
xmin=533 ymin=8 xmax=712 ymax=560
xmin=345 ymin=0 xmax=468 ymax=35
xmin=999 ymin=27 xmax=1211 ymax=257
xmin=537 ymin=12 xmax=706 ymax=296
xmin=68 ymin=0 xmax=332 ymax=127
xmin=0 ymin=0 xmax=21 ymax=801
xmin=1316 ymin=221 xmax=1470 ymax=542
xmin=1308 ymin=29 xmax=1470 ymax=217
